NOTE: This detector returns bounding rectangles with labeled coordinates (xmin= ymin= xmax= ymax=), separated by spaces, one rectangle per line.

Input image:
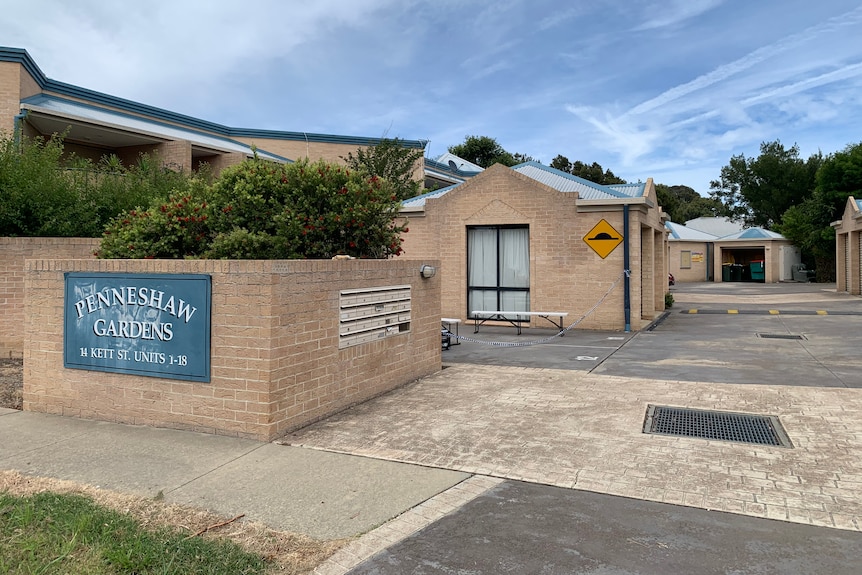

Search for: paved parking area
xmin=291 ymin=364 xmax=862 ymax=531
xmin=596 ymin=282 xmax=862 ymax=386
xmin=298 ymin=282 xmax=862 ymax=572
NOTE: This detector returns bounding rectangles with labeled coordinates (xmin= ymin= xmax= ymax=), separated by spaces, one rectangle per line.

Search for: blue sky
xmin=3 ymin=0 xmax=862 ymax=194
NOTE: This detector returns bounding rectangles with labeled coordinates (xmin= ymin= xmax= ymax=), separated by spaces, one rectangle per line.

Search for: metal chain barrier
xmin=443 ymin=270 xmax=628 ymax=348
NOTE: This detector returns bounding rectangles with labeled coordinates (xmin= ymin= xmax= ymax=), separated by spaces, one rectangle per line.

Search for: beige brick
xmin=399 ymin=166 xmax=666 ymax=331
xmin=21 ymin=258 xmax=441 ymax=441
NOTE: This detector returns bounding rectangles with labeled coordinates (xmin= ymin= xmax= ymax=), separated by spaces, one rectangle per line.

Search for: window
xmin=680 ymin=250 xmax=692 ymax=269
xmin=467 ymin=226 xmax=530 ymax=315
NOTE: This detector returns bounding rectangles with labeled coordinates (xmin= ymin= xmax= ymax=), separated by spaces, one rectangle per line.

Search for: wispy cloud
xmin=563 ymin=4 xmax=862 ymax=190
xmin=623 ymin=5 xmax=862 ymax=119
xmin=633 ymin=0 xmax=725 ymax=31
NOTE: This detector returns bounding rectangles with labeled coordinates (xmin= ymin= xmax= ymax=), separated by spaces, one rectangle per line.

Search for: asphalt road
xmin=349 ymin=480 xmax=862 ymax=575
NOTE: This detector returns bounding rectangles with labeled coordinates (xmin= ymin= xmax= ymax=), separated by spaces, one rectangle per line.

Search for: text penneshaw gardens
xmin=73 ymin=286 xmax=197 ymax=342
xmin=64 ymin=273 xmax=212 ymax=382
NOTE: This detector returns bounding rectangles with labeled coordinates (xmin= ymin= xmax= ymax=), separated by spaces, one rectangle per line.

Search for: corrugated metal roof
xmin=607 ymin=182 xmax=647 ymax=197
xmin=513 ymin=162 xmax=643 ymax=200
xmin=432 ymin=152 xmax=484 ymax=173
xmin=684 ymin=217 xmax=744 ymax=236
xmin=719 ymin=228 xmax=785 ymax=240
xmin=424 ymin=156 xmax=482 ymax=184
xmin=21 ymin=94 xmax=287 ymax=162
xmin=401 ymin=184 xmax=460 ymax=208
xmin=665 ymin=222 xmax=718 ymax=240
xmin=406 ymin=161 xmax=652 ymax=208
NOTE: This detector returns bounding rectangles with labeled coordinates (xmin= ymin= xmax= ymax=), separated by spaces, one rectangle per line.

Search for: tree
xmin=448 ymin=136 xmax=518 ymax=168
xmin=708 ymin=140 xmax=820 ymax=228
xmin=549 ymin=155 xmax=626 ymax=185
xmin=655 ymin=184 xmax=728 ymax=223
xmin=778 ymin=141 xmax=862 ymax=281
xmin=512 ymin=152 xmax=535 ymax=164
xmin=341 ymin=138 xmax=424 ymax=201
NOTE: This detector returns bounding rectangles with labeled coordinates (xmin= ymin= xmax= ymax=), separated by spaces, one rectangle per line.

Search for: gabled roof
xmin=512 ymin=162 xmax=645 ymax=200
xmin=404 ymin=162 xmax=650 ymax=211
xmin=665 ymin=222 xmax=717 ymax=240
xmin=718 ymin=228 xmax=785 ymax=240
xmin=667 ymin=221 xmax=787 ymax=241
xmin=401 ymin=184 xmax=459 ymax=208
xmin=684 ymin=216 xmax=744 ymax=236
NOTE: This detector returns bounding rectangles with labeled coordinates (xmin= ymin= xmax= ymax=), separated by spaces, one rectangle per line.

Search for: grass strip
xmin=0 ymin=491 xmax=267 ymax=574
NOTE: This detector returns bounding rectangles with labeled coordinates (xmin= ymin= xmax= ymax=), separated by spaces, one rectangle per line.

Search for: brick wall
xmin=233 ymin=138 xmax=362 ymax=166
xmin=0 ymin=238 xmax=99 ymax=357
xmin=669 ymin=241 xmax=711 ymax=283
xmin=23 ymin=258 xmax=440 ymax=441
xmin=0 ymin=61 xmax=21 ymax=135
xmin=834 ymin=197 xmax=861 ymax=295
xmin=398 ymin=165 xmax=666 ymax=331
xmin=234 ymin=137 xmax=426 ymax=181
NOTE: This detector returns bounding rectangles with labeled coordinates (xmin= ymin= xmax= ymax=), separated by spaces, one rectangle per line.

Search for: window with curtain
xmin=467 ymin=226 xmax=530 ymax=315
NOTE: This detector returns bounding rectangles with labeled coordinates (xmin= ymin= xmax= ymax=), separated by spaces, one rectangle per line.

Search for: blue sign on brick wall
xmin=64 ymin=273 xmax=211 ymax=382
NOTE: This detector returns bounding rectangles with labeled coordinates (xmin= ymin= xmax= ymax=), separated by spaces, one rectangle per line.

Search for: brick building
xmin=834 ymin=196 xmax=862 ymax=295
xmin=399 ymin=162 xmax=669 ymax=332
xmin=0 ymin=46 xmax=426 ymax=175
xmin=2 ymin=46 xmax=670 ymax=334
xmin=666 ymin=220 xmax=802 ymax=283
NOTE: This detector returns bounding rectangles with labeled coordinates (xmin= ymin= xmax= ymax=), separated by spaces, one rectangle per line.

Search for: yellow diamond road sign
xmin=584 ymin=219 xmax=623 ymax=259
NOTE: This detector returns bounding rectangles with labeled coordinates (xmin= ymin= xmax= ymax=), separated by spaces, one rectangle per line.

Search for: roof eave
xmin=577 ymin=197 xmax=649 ymax=207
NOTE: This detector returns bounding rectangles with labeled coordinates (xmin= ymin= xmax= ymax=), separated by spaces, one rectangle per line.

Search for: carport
xmin=712 ymin=228 xmax=798 ymax=283
xmin=666 ymin=221 xmax=800 ymax=283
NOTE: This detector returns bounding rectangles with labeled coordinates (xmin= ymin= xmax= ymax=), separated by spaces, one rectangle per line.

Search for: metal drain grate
xmin=757 ymin=333 xmax=806 ymax=340
xmin=643 ymin=405 xmax=792 ymax=447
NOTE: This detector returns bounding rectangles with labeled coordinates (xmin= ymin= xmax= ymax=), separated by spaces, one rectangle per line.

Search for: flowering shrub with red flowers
xmin=96 ymin=180 xmax=212 ymax=259
xmin=96 ymin=156 xmax=408 ymax=259
xmin=270 ymin=159 xmax=407 ymax=259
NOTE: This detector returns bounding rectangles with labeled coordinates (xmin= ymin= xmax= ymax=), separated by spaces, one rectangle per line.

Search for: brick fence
xmin=0 ymin=238 xmax=99 ymax=357
xmin=22 ymin=257 xmax=441 ymax=441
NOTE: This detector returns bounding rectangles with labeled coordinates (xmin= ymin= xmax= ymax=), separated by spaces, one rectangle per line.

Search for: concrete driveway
xmin=300 ymin=281 xmax=862 ymax=574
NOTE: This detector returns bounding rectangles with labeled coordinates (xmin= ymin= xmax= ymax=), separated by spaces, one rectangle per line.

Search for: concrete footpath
xmin=0 ymin=407 xmax=468 ymax=541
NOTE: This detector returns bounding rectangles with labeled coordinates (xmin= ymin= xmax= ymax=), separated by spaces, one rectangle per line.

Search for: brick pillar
xmin=836 ymin=232 xmax=847 ymax=293
xmin=157 ymin=140 xmax=192 ymax=172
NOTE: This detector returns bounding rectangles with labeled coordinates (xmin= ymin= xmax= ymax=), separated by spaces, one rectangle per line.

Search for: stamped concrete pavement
xmin=297 ymin=282 xmax=862 ymax=573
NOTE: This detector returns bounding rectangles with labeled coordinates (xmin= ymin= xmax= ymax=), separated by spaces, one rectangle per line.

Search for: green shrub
xmin=97 ymin=156 xmax=408 ymax=260
xmin=97 ymin=183 xmax=212 ymax=259
xmin=267 ymin=159 xmax=407 ymax=259
xmin=0 ymin=133 xmax=72 ymax=236
xmin=665 ymin=291 xmax=674 ymax=308
xmin=0 ymin=132 xmax=201 ymax=238
xmin=206 ymin=228 xmax=282 ymax=259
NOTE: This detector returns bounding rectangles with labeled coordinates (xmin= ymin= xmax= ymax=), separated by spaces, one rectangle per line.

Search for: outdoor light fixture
xmin=420 ymin=264 xmax=437 ymax=279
